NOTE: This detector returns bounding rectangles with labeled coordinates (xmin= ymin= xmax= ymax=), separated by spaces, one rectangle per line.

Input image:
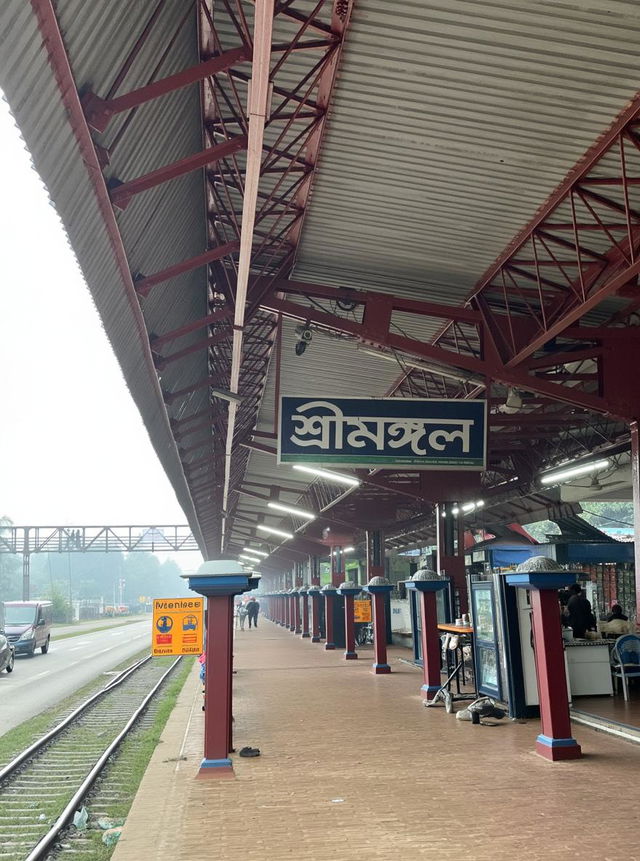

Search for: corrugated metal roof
xmin=295 ymin=0 xmax=640 ymax=306
xmin=0 ymin=0 xmax=206 ymax=548
xmin=5 ymin=0 xmax=639 ymax=565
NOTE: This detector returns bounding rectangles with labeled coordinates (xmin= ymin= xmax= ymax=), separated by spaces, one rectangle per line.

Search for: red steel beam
xmin=154 ymin=329 xmax=231 ymax=370
xmin=136 ymin=241 xmax=240 ymax=296
xmin=150 ymin=308 xmax=232 ymax=349
xmin=504 ymin=253 xmax=640 ymax=367
xmin=110 ymin=135 xmax=247 ymax=209
xmin=260 ymin=294 xmax=616 ymax=416
xmin=83 ymin=47 xmax=250 ymax=132
xmin=268 ymin=277 xmax=481 ymax=324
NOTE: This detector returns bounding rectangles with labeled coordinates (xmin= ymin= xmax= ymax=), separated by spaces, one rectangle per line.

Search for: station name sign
xmin=278 ymin=397 xmax=486 ymax=470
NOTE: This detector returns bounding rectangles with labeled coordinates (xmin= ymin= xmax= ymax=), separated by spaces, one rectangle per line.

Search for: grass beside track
xmin=62 ymin=656 xmax=194 ymax=860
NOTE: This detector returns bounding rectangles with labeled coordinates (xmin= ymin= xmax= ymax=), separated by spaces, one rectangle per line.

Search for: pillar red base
xmin=535 ymin=736 xmax=582 ymax=761
xmin=344 ymin=651 xmax=358 ymax=660
xmin=372 ymin=663 xmax=391 ymax=674
xmin=197 ymin=763 xmax=234 ymax=778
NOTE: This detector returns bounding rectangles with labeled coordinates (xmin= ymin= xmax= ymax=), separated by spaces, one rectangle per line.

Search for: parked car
xmin=4 ymin=600 xmax=53 ymax=656
xmin=0 ymin=603 xmax=15 ymax=673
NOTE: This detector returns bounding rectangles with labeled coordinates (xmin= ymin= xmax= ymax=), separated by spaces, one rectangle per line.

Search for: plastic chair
xmin=611 ymin=635 xmax=640 ymax=701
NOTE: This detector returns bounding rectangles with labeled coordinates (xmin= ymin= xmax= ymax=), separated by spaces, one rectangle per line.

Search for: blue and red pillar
xmin=406 ymin=571 xmax=450 ymax=699
xmin=322 ymin=584 xmax=337 ymax=650
xmin=337 ymin=582 xmax=360 ymax=660
xmin=507 ymin=562 xmax=582 ymax=761
xmin=309 ymin=586 xmax=322 ymax=642
xmin=364 ymin=577 xmax=393 ymax=674
xmin=292 ymin=589 xmax=301 ymax=634
xmin=299 ymin=586 xmax=310 ymax=638
xmin=184 ymin=561 xmax=259 ymax=777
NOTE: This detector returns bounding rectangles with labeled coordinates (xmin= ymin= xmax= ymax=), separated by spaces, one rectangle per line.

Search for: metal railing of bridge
xmin=0 ymin=525 xmax=198 ymax=555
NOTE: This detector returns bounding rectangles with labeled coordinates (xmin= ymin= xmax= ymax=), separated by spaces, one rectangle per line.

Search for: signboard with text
xmin=353 ymin=600 xmax=372 ymax=623
xmin=278 ymin=397 xmax=486 ymax=469
xmin=152 ymin=597 xmax=204 ymax=656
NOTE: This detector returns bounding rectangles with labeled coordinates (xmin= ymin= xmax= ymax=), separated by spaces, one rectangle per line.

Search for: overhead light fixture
xmin=267 ymin=501 xmax=316 ymax=520
xmin=462 ymin=500 xmax=485 ymax=513
xmin=210 ymin=387 xmax=243 ymax=405
xmin=343 ymin=546 xmax=355 ymax=553
xmin=257 ymin=524 xmax=294 ymax=540
xmin=292 ymin=464 xmax=360 ymax=487
xmin=498 ymin=387 xmax=523 ymax=415
xmin=243 ymin=547 xmax=268 ymax=557
xmin=540 ymin=458 xmax=610 ymax=486
xmin=451 ymin=500 xmax=485 ymax=517
xmin=239 ymin=554 xmax=261 ymax=563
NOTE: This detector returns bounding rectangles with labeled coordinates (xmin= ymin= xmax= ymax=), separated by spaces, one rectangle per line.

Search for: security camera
xmin=295 ymin=324 xmax=313 ymax=343
xmin=294 ymin=322 xmax=312 ymax=356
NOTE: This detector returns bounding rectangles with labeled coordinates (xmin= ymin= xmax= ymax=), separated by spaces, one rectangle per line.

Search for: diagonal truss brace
xmin=258 ymin=287 xmax=621 ymax=417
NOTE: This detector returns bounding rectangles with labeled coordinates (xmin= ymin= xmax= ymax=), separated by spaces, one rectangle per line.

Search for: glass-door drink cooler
xmin=470 ymin=580 xmax=502 ymax=701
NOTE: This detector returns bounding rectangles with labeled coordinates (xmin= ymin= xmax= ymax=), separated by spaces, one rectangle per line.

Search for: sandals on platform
xmin=239 ymin=746 xmax=261 ymax=757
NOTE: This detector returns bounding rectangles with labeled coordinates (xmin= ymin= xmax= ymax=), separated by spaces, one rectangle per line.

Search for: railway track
xmin=0 ymin=655 xmax=182 ymax=860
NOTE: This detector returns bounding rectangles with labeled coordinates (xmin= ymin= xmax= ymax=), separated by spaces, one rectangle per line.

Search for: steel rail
xmin=0 ymin=656 xmax=150 ymax=783
xmin=22 ymin=656 xmax=182 ymax=861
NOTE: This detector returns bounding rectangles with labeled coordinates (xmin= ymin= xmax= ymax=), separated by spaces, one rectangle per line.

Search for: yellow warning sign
xmin=353 ymin=599 xmax=372 ymax=623
xmin=152 ymin=597 xmax=204 ymax=656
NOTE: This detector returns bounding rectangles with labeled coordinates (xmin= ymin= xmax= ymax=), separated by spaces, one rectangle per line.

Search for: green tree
xmin=45 ymin=582 xmax=72 ymax=623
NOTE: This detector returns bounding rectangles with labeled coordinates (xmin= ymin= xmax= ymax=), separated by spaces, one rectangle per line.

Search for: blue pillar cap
xmin=337 ymin=581 xmax=360 ymax=596
xmin=363 ymin=576 xmax=393 ymax=595
xmin=182 ymin=559 xmax=261 ymax=597
xmin=506 ymin=556 xmax=576 ymax=591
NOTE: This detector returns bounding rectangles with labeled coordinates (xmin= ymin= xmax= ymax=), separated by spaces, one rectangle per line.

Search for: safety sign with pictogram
xmin=152 ymin=598 xmax=204 ymax=656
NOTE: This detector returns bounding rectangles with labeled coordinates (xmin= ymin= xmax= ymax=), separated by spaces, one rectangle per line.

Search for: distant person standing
xmin=247 ymin=597 xmax=260 ymax=629
xmin=237 ymin=601 xmax=248 ymax=631
xmin=565 ymin=583 xmax=595 ymax=639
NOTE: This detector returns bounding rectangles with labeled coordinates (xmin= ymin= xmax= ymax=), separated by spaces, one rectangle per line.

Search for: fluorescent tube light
xmin=243 ymin=547 xmax=268 ymax=557
xmin=343 ymin=546 xmax=355 ymax=553
xmin=267 ymin=501 xmax=316 ymax=520
xmin=257 ymin=524 xmax=294 ymax=540
xmin=540 ymin=458 xmax=610 ymax=486
xmin=239 ymin=554 xmax=261 ymax=563
xmin=292 ymin=464 xmax=360 ymax=487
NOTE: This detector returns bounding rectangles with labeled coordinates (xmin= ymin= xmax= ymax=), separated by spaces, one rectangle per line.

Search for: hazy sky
xmin=0 ymin=95 xmax=202 ymax=568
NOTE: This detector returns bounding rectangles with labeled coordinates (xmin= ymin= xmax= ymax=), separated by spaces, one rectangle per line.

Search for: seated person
xmin=599 ymin=603 xmax=632 ymax=637
xmin=607 ymin=603 xmax=628 ymax=622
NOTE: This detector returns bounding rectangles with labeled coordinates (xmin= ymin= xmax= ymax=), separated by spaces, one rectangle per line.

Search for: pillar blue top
xmin=337 ymin=581 xmax=361 ymax=597
xmin=182 ymin=560 xmax=261 ymax=597
xmin=405 ymin=579 xmax=450 ymax=593
xmin=506 ymin=556 xmax=576 ymax=591
xmin=363 ymin=576 xmax=393 ymax=596
xmin=506 ymin=572 xmax=575 ymax=591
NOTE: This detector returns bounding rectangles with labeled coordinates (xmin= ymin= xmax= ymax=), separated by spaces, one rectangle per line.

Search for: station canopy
xmin=3 ymin=0 xmax=640 ymax=572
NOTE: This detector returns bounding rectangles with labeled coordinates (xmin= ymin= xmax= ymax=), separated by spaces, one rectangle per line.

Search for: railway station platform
xmin=113 ymin=622 xmax=640 ymax=861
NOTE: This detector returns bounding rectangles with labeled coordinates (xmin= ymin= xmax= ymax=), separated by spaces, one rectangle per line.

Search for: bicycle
xmin=355 ymin=622 xmax=374 ymax=646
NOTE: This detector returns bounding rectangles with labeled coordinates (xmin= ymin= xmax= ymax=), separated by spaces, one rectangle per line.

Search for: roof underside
xmin=2 ymin=0 xmax=639 ymax=570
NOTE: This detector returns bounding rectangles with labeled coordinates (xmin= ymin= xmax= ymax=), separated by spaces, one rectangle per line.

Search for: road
xmin=0 ymin=620 xmax=152 ymax=736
